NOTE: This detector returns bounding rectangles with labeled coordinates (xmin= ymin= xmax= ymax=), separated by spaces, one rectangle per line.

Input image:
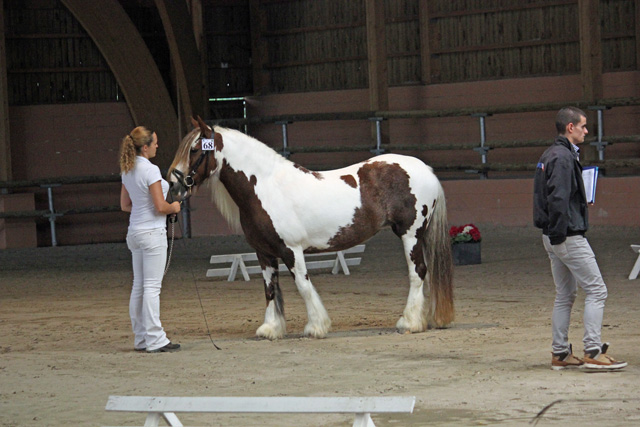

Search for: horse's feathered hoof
xmin=303 ymin=323 xmax=329 ymax=339
xmin=396 ymin=316 xmax=427 ymax=334
xmin=256 ymin=323 xmax=285 ymax=340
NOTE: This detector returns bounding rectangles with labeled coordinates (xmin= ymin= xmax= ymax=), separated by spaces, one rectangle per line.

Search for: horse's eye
xmin=190 ymin=148 xmax=199 ymax=154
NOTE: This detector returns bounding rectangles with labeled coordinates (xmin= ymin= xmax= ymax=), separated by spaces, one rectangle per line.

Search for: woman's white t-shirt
xmin=122 ymin=156 xmax=170 ymax=232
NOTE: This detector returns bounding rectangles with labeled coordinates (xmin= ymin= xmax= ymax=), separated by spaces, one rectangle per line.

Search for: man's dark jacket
xmin=533 ymin=136 xmax=588 ymax=245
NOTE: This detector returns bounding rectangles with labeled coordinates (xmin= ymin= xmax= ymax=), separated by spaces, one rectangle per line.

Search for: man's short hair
xmin=556 ymin=106 xmax=586 ymax=134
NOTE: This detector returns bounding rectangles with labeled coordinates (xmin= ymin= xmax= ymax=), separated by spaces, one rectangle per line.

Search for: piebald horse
xmin=169 ymin=117 xmax=454 ymax=340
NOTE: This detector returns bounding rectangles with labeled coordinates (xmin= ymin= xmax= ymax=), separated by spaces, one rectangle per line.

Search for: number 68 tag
xmin=201 ymin=139 xmax=215 ymax=151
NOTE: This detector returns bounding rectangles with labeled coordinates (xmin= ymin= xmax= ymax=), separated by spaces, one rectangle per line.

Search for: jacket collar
xmin=555 ymin=135 xmax=580 ymax=160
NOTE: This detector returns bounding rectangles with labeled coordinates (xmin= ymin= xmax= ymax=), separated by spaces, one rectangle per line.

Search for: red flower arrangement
xmin=449 ymin=224 xmax=482 ymax=244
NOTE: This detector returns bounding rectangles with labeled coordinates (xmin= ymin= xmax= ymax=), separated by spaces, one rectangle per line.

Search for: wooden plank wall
xmin=241 ymin=0 xmax=637 ymax=94
xmin=602 ymin=0 xmax=637 ymax=72
xmin=0 ymin=0 xmax=10 ymax=180
xmin=203 ymin=0 xmax=252 ymax=97
xmin=4 ymin=0 xmax=120 ymax=105
xmin=5 ymin=1 xmax=637 ymax=104
xmin=4 ymin=0 xmax=170 ymax=106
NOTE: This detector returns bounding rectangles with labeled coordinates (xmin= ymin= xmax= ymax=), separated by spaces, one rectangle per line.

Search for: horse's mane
xmin=207 ymin=176 xmax=242 ymax=234
xmin=168 ymin=127 xmax=200 ymax=176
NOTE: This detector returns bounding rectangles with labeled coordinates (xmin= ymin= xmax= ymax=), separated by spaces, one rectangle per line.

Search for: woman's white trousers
xmin=126 ymin=228 xmax=170 ymax=351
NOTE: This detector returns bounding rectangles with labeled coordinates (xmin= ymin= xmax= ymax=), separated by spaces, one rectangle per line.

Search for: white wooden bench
xmin=629 ymin=244 xmax=640 ymax=280
xmin=206 ymin=244 xmax=366 ymax=281
xmin=104 ymin=395 xmax=415 ymax=427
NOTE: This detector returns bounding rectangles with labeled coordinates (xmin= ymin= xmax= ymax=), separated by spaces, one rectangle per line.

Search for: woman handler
xmin=119 ymin=126 xmax=181 ymax=353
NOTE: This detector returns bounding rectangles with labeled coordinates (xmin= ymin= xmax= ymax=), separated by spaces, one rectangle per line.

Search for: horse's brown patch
xmin=328 ymin=161 xmax=417 ymax=249
xmin=294 ymin=164 xmax=323 ymax=180
xmin=409 ymin=204 xmax=430 ymax=280
xmin=214 ymin=132 xmax=224 ymax=151
xmin=196 ymin=116 xmax=212 ymax=138
xmin=340 ymin=175 xmax=357 ymax=188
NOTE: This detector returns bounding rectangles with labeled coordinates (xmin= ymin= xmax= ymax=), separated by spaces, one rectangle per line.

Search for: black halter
xmin=172 ymin=146 xmax=210 ymax=190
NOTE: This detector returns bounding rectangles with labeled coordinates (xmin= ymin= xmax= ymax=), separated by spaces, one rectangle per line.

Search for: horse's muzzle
xmin=168 ymin=178 xmax=190 ymax=203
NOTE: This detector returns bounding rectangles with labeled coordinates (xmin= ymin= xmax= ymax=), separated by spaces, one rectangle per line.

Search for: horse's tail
xmin=423 ymin=183 xmax=454 ymax=328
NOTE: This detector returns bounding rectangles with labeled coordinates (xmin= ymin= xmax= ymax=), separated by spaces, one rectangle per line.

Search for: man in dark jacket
xmin=533 ymin=106 xmax=626 ymax=372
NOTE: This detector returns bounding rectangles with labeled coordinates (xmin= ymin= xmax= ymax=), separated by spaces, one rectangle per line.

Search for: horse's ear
xmin=191 ymin=116 xmax=199 ymax=129
xmin=196 ymin=115 xmax=212 ymax=138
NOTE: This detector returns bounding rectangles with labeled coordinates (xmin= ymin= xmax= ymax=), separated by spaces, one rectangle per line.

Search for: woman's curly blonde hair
xmin=119 ymin=126 xmax=154 ymax=173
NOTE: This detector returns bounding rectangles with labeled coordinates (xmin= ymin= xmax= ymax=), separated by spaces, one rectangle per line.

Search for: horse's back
xmin=361 ymin=153 xmax=441 ymax=196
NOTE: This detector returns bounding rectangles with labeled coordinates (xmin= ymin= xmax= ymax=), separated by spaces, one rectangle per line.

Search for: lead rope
xmin=163 ymin=211 xmax=221 ymax=350
xmin=163 ymin=217 xmax=175 ymax=277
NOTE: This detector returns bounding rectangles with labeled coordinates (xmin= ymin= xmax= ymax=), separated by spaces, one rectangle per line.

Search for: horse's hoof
xmin=396 ymin=316 xmax=426 ymax=333
xmin=256 ymin=324 xmax=284 ymax=340
xmin=303 ymin=324 xmax=328 ymax=339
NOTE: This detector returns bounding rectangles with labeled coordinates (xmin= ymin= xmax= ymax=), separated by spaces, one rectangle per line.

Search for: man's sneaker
xmin=581 ymin=343 xmax=627 ymax=371
xmin=551 ymin=344 xmax=584 ymax=370
xmin=146 ymin=342 xmax=181 ymax=353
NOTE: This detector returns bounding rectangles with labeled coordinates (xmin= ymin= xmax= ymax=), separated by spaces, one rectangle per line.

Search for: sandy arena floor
xmin=1 ymin=224 xmax=640 ymax=426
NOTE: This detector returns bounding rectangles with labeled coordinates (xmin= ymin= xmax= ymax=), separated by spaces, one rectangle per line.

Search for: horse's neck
xmin=221 ymin=137 xmax=289 ymax=179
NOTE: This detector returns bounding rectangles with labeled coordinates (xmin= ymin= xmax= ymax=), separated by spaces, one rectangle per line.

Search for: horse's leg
xmin=396 ymin=232 xmax=429 ymax=333
xmin=255 ymin=253 xmax=286 ymax=340
xmin=286 ymin=249 xmax=331 ymax=338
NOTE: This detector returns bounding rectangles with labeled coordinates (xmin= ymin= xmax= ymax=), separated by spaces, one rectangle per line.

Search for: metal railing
xmin=0 ymin=175 xmax=122 ymax=246
xmin=212 ymin=96 xmax=640 ymax=177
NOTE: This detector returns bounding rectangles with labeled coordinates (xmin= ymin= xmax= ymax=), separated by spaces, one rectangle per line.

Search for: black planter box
xmin=452 ymin=242 xmax=481 ymax=265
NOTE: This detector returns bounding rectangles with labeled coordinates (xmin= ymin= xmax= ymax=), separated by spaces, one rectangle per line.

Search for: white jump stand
xmin=207 ymin=245 xmax=366 ymax=282
xmin=104 ymin=395 xmax=416 ymax=427
xmin=629 ymin=245 xmax=640 ymax=280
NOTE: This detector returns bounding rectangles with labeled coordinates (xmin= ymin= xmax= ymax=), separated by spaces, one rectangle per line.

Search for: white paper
xmin=582 ymin=166 xmax=598 ymax=204
xmin=201 ymin=138 xmax=215 ymax=150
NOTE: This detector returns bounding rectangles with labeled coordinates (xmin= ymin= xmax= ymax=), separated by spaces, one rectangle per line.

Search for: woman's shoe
xmin=146 ymin=342 xmax=181 ymax=353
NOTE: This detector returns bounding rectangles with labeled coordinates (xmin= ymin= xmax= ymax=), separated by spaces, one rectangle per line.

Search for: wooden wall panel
xmin=4 ymin=3 xmax=121 ymax=105
xmin=204 ymin=0 xmax=252 ymax=96
xmin=235 ymin=0 xmax=638 ymax=95
xmin=0 ymin=0 xmax=11 ymax=181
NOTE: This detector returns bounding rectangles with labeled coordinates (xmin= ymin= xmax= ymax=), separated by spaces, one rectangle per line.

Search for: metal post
xmin=471 ymin=113 xmax=492 ymax=179
xmin=588 ymin=105 xmax=610 ymax=161
xmin=41 ymin=184 xmax=62 ymax=246
xmin=368 ymin=117 xmax=385 ymax=155
xmin=181 ymin=197 xmax=191 ymax=239
xmin=275 ymin=120 xmax=291 ymax=158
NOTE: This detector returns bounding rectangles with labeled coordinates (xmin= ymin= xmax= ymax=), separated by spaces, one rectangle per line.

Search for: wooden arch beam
xmin=155 ymin=0 xmax=206 ymax=130
xmin=61 ymin=0 xmax=178 ymax=169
